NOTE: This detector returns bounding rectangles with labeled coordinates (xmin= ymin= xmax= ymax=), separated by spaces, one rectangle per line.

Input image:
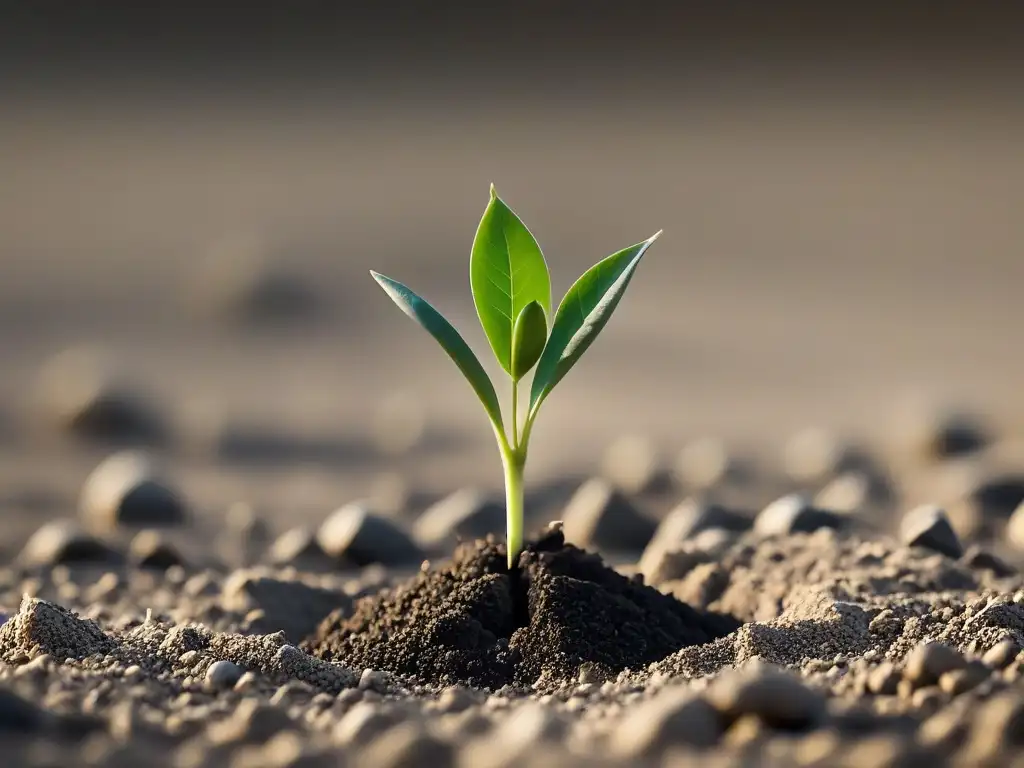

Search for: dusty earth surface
xmin=2 ymin=81 xmax=1024 ymax=767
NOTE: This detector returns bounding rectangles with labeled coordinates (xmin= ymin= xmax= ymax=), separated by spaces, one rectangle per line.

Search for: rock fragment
xmin=317 ymin=502 xmax=423 ymax=566
xmin=561 ymin=478 xmax=656 ymax=553
xmin=902 ymin=642 xmax=966 ymax=687
xmin=79 ymin=451 xmax=187 ymax=530
xmin=608 ymin=687 xmax=721 ymax=758
xmin=754 ymin=494 xmax=842 ymax=536
xmin=19 ymin=520 xmax=119 ymax=567
xmin=412 ymin=489 xmax=505 ymax=549
xmin=706 ymin=666 xmax=826 ymax=730
xmin=899 ymin=505 xmax=963 ymax=559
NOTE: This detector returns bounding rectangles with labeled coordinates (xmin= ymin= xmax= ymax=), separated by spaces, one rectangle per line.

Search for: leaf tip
xmin=489 ymin=182 xmax=498 ymax=200
xmin=648 ymin=229 xmax=664 ymax=243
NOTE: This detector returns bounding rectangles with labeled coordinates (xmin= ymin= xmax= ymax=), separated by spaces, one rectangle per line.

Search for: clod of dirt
xmin=0 ymin=596 xmax=115 ymax=661
xmin=303 ymin=530 xmax=737 ymax=689
xmin=19 ymin=520 xmax=121 ymax=567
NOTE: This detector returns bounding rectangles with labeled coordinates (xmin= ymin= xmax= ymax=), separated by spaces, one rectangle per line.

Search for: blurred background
xmin=1 ymin=3 xmax=1023 ymax=559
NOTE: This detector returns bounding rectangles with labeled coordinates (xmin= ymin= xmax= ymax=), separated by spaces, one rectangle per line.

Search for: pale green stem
xmin=502 ymin=445 xmax=525 ymax=569
xmin=511 ymin=379 xmax=519 ymax=449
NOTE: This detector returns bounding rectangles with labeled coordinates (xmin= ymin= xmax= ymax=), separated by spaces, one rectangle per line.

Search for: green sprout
xmin=371 ymin=185 xmax=660 ymax=568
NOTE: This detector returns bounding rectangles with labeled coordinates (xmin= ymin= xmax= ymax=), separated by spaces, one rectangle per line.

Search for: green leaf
xmin=470 ymin=186 xmax=551 ymax=375
xmin=370 ymin=270 xmax=504 ymax=432
xmin=510 ymin=300 xmax=548 ymax=380
xmin=529 ymin=231 xmax=661 ymax=415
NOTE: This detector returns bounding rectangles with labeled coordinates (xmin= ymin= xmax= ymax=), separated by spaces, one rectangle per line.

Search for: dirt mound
xmin=303 ymin=527 xmax=738 ymax=688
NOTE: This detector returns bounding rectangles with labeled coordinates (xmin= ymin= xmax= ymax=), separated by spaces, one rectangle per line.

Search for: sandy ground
xmin=0 ymin=84 xmax=1023 ymax=766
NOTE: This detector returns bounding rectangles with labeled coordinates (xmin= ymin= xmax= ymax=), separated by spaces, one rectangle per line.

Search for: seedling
xmin=371 ymin=186 xmax=660 ymax=567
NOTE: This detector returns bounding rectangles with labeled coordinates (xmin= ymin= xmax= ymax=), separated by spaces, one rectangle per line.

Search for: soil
xmin=303 ymin=527 xmax=738 ymax=689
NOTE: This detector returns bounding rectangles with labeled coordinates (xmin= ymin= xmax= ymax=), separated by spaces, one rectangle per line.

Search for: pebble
xmin=783 ymin=427 xmax=866 ymax=483
xmin=960 ymin=545 xmax=1016 ymax=577
xmin=813 ymin=470 xmax=892 ymax=515
xmin=205 ymin=660 xmax=245 ymax=690
xmin=33 ymin=345 xmax=165 ymax=444
xmin=608 ymin=687 xmax=721 ymax=757
xmin=360 ymin=721 xmax=453 ymax=768
xmin=412 ymin=488 xmax=505 ymax=549
xmin=754 ymin=494 xmax=842 ymax=537
xmin=1005 ymin=500 xmax=1024 ymax=550
xmin=129 ymin=530 xmax=186 ymax=570
xmin=187 ymin=233 xmax=321 ymax=325
xmin=674 ymin=436 xmax=746 ymax=490
xmin=706 ymin=667 xmax=825 ymax=729
xmin=332 ymin=701 xmax=404 ymax=746
xmin=600 ymin=434 xmax=668 ymax=495
xmin=463 ymin=704 xmax=564 ymax=768
xmin=938 ymin=661 xmax=990 ymax=695
xmin=560 ymin=478 xmax=657 ymax=553
xmin=436 ymin=686 xmax=474 ymax=714
xmin=982 ymin=638 xmax=1021 ymax=669
xmin=899 ymin=505 xmax=963 ymax=559
xmin=19 ymin=520 xmax=119 ymax=566
xmin=960 ymin=691 xmax=1024 ymax=762
xmin=358 ymin=668 xmax=389 ymax=692
xmin=897 ymin=400 xmax=990 ymax=461
xmin=903 ymin=642 xmax=966 ymax=687
xmin=79 ymin=451 xmax=187 ymax=530
xmin=866 ymin=662 xmax=900 ymax=696
xmin=966 ymin=471 xmax=1024 ymax=519
xmin=266 ymin=527 xmax=338 ymax=571
xmin=317 ymin=501 xmax=424 ymax=566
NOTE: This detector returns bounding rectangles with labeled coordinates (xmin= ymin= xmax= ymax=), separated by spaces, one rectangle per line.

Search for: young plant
xmin=370 ymin=185 xmax=660 ymax=567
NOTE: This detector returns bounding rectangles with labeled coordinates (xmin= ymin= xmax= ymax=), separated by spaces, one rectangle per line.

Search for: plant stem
xmin=502 ymin=446 xmax=525 ymax=569
xmin=510 ymin=379 xmax=519 ymax=449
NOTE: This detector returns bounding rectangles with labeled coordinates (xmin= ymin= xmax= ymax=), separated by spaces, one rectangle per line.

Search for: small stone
xmin=961 ymin=690 xmax=1024 ymax=762
xmin=866 ymin=662 xmax=900 ymax=696
xmin=938 ymin=661 xmax=990 ymax=695
xmin=19 ymin=521 xmax=119 ymax=567
xmin=436 ymin=686 xmax=474 ymax=714
xmin=561 ymin=478 xmax=656 ymax=553
xmin=206 ymin=699 xmax=295 ymax=745
xmin=897 ymin=400 xmax=990 ymax=461
xmin=33 ymin=345 xmax=165 ymax=444
xmin=205 ymin=660 xmax=245 ymax=690
xmin=79 ymin=451 xmax=187 ymax=530
xmin=360 ymin=721 xmax=453 ymax=768
xmin=964 ymin=471 xmax=1024 ymax=520
xmin=1006 ymin=500 xmax=1024 ymax=550
xmin=608 ymin=687 xmax=720 ymax=758
xmin=600 ymin=434 xmax=668 ymax=495
xmin=903 ymin=642 xmax=966 ymax=687
xmin=783 ymin=427 xmax=866 ymax=483
xmin=317 ymin=502 xmax=423 ymax=566
xmin=371 ymin=391 xmax=425 ymax=456
xmin=900 ymin=505 xmax=963 ymax=559
xmin=754 ymin=494 xmax=842 ymax=536
xmin=358 ymin=668 xmax=388 ymax=692
xmin=961 ymin=545 xmax=1016 ymax=577
xmin=266 ymin=527 xmax=338 ymax=571
xmin=412 ymin=488 xmax=505 ymax=549
xmin=234 ymin=672 xmax=260 ymax=693
xmin=129 ymin=530 xmax=186 ymax=570
xmin=332 ymin=701 xmax=404 ymax=746
xmin=186 ymin=233 xmax=321 ymax=326
xmin=706 ymin=667 xmax=825 ymax=730
xmin=814 ymin=470 xmax=892 ymax=515
xmin=674 ymin=436 xmax=747 ymax=490
xmin=982 ymin=639 xmax=1021 ymax=669
xmin=462 ymin=704 xmax=563 ymax=768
